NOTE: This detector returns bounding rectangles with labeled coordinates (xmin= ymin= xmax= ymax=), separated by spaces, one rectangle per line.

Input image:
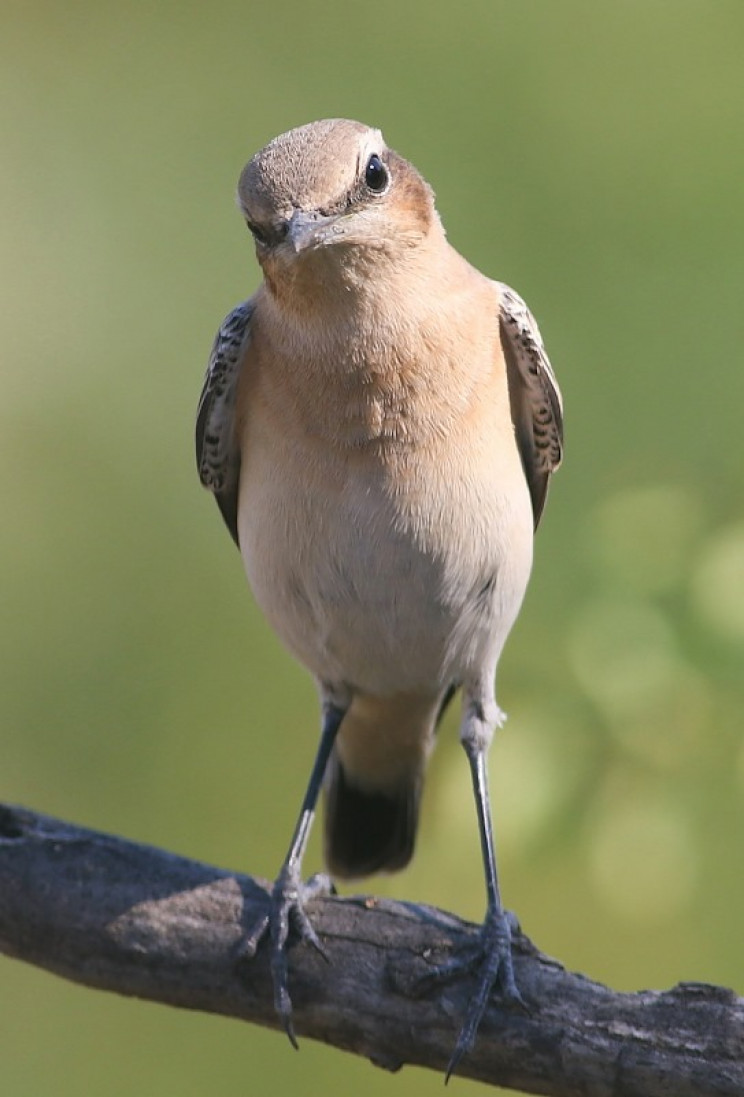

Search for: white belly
xmin=238 ymin=432 xmax=533 ymax=696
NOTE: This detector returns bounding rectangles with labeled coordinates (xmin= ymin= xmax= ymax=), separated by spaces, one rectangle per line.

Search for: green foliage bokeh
xmin=2 ymin=3 xmax=743 ymax=1094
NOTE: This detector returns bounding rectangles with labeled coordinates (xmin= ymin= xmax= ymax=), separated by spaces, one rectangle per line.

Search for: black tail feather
xmin=323 ymin=753 xmax=420 ymax=880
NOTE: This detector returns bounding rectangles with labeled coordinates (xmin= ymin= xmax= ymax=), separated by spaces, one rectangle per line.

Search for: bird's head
xmin=236 ymin=119 xmax=439 ymax=291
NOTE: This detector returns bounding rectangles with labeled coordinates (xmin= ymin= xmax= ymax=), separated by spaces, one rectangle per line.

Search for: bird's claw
xmin=416 ymin=907 xmax=526 ymax=1082
xmin=242 ymin=866 xmax=334 ymax=1047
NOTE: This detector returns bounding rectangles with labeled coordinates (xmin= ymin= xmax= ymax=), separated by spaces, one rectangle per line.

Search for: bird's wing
xmin=195 ymin=300 xmax=254 ymax=546
xmin=497 ymin=282 xmax=564 ymax=529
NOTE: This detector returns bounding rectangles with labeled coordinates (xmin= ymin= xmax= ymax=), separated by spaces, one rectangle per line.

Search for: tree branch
xmin=0 ymin=803 xmax=741 ymax=1095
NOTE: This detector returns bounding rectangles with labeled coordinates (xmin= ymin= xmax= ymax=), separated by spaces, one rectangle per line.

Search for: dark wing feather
xmin=497 ymin=282 xmax=563 ymax=529
xmin=195 ymin=300 xmax=254 ymax=546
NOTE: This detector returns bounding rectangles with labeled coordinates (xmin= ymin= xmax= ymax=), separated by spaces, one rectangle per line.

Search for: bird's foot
xmin=417 ymin=907 xmax=527 ymax=1081
xmin=242 ymin=866 xmax=334 ymax=1048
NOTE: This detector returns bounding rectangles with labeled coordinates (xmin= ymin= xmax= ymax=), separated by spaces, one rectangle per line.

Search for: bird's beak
xmin=286 ymin=208 xmax=342 ymax=254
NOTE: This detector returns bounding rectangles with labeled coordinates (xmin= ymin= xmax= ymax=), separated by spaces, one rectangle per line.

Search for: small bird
xmin=196 ymin=118 xmax=563 ymax=1076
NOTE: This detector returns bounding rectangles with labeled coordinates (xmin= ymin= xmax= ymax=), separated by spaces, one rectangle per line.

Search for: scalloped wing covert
xmin=497 ymin=282 xmax=563 ymax=529
xmin=195 ymin=301 xmax=254 ymax=545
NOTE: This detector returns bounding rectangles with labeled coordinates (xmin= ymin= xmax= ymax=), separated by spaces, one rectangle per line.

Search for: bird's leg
xmin=449 ymin=738 xmax=525 ymax=1075
xmin=243 ymin=699 xmax=345 ymax=1047
xmin=420 ymin=695 xmax=525 ymax=1080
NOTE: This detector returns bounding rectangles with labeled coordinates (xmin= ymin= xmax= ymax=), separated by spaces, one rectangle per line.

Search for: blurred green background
xmin=2 ymin=1 xmax=743 ymax=1094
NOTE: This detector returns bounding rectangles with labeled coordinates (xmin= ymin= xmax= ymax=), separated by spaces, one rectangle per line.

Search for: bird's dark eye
xmin=246 ymin=219 xmax=269 ymax=247
xmin=364 ymin=154 xmax=389 ymax=193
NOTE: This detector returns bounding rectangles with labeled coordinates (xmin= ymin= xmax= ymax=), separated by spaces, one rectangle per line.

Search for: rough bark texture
xmin=1 ymin=803 xmax=742 ymax=1095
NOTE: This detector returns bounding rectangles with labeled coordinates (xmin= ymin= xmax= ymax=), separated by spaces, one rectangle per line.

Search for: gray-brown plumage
xmin=196 ymin=118 xmax=563 ymax=1076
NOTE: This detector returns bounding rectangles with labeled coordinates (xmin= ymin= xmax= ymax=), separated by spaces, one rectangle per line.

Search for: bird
xmin=195 ymin=118 xmax=563 ymax=1077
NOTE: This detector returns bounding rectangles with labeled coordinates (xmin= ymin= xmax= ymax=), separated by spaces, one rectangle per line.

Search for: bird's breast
xmin=237 ymin=401 xmax=533 ymax=694
xmin=236 ymin=277 xmax=534 ymax=692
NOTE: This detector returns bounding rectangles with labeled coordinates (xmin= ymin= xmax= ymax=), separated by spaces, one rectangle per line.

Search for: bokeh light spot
xmin=603 ymin=670 xmax=710 ymax=769
xmin=588 ymin=485 xmax=702 ymax=594
xmin=690 ymin=522 xmax=744 ymax=643
xmin=489 ymin=714 xmax=568 ymax=854
xmin=568 ymin=598 xmax=683 ymax=721
xmin=588 ymin=792 xmax=697 ymax=923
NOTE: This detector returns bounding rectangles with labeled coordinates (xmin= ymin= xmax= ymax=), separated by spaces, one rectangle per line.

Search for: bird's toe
xmin=241 ymin=864 xmax=334 ymax=1047
xmin=413 ymin=907 xmax=525 ymax=1080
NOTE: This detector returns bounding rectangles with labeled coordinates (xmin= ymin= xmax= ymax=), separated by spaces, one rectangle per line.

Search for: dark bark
xmin=1 ymin=803 xmax=742 ymax=1095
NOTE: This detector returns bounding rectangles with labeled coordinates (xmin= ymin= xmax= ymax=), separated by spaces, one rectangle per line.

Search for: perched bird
xmin=196 ymin=118 xmax=563 ymax=1075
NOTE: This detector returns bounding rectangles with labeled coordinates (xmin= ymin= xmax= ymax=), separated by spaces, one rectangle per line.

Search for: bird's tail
xmin=323 ymin=754 xmax=420 ymax=878
xmin=322 ymin=687 xmax=456 ymax=880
